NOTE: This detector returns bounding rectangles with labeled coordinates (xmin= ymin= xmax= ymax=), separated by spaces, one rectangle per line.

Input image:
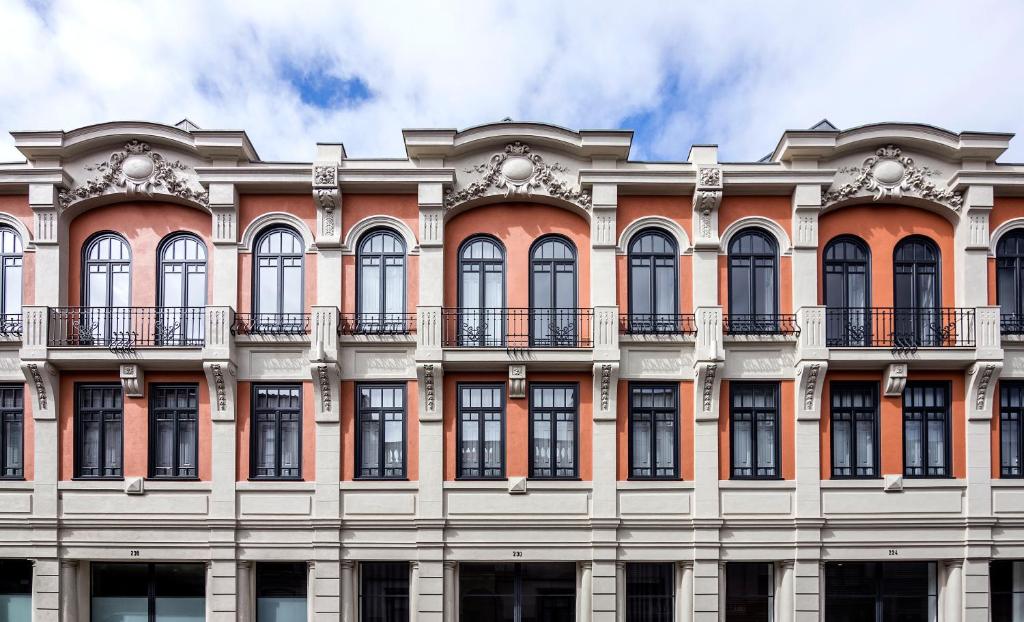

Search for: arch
xmin=627 ymin=228 xmax=679 ymax=323
xmin=356 ymin=228 xmax=407 ymax=328
xmin=0 ymin=225 xmax=24 ymax=317
xmin=0 ymin=214 xmax=32 ymax=251
xmin=239 ymin=212 xmax=315 ymax=252
xmin=82 ymin=231 xmax=132 ymax=311
xmin=990 ymin=218 xmax=1024 ymax=256
xmin=995 ymin=228 xmax=1024 ymax=321
xmin=253 ymin=226 xmax=305 ymax=319
xmin=727 ymin=227 xmax=779 ymax=324
xmin=819 ymin=195 xmax=961 ymax=227
xmin=343 ymin=215 xmax=418 ymax=255
xmin=157 ymin=231 xmax=208 ymax=307
xmin=616 ymin=216 xmax=690 ymax=254
xmin=457 ymin=235 xmax=507 ymax=347
xmin=719 ymin=216 xmax=791 ymax=255
xmin=444 ymin=195 xmax=592 ymax=225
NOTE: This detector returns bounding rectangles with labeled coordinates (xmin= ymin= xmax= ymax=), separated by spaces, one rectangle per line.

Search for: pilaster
xmin=208 ymin=182 xmax=239 ymax=307
xmin=592 ymin=362 xmax=619 ymax=519
xmin=32 ymin=558 xmax=59 ymax=622
xmin=202 ymin=306 xmax=238 ymax=519
xmin=791 ymin=184 xmax=821 ymax=310
xmin=794 ymin=306 xmax=826 ymax=519
xmin=694 ymin=306 xmax=723 ymax=519
xmin=29 ymin=182 xmax=66 ymax=307
xmin=313 ymin=146 xmax=344 ymax=308
xmin=691 ymin=161 xmax=722 ymax=309
xmin=311 ymin=306 xmax=341 ymax=519
xmin=20 ymin=311 xmax=59 ymax=518
xmin=956 ymin=185 xmax=993 ymax=308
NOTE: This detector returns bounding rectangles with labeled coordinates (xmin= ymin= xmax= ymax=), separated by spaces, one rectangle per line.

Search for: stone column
xmin=677 ymin=562 xmax=694 ymax=622
xmin=776 ymin=562 xmax=794 ymax=622
xmin=945 ymin=560 xmax=963 ymax=622
xmin=615 ymin=563 xmax=626 ymax=622
xmin=236 ymin=561 xmax=252 ymax=622
xmin=579 ymin=562 xmax=593 ymax=622
xmin=409 ymin=562 xmax=420 ymax=622
xmin=443 ymin=561 xmax=457 ymax=622
xmin=53 ymin=560 xmax=75 ymax=622
xmin=341 ymin=560 xmax=356 ymax=622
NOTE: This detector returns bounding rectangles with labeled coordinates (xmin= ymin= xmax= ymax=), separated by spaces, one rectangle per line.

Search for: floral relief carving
xmin=211 ymin=363 xmax=227 ymax=411
xmin=824 ymin=145 xmax=963 ymax=211
xmin=423 ymin=364 xmax=435 ymax=412
xmin=27 ymin=363 xmax=46 ymax=410
xmin=975 ymin=363 xmax=997 ymax=411
xmin=701 ymin=363 xmax=718 ymax=413
xmin=698 ymin=167 xmax=722 ymax=188
xmin=317 ymin=364 xmax=332 ymax=412
xmin=58 ymin=140 xmax=209 ymax=210
xmin=444 ymin=142 xmax=591 ymax=211
xmin=801 ymin=363 xmax=820 ymax=411
xmin=600 ymin=364 xmax=612 ymax=411
xmin=313 ymin=165 xmax=338 ymax=186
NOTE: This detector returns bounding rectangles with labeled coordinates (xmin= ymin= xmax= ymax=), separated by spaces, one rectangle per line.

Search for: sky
xmin=2 ymin=0 xmax=1023 ymax=164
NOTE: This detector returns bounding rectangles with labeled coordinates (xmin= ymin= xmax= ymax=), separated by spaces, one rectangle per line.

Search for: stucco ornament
xmin=444 ymin=142 xmax=591 ymax=210
xmin=58 ymin=140 xmax=209 ymax=210
xmin=824 ymin=145 xmax=963 ymax=212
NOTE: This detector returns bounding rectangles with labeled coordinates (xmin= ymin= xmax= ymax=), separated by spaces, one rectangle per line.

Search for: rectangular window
xmin=824 ymin=562 xmax=937 ymax=622
xmin=730 ymin=383 xmax=780 ymax=479
xmin=251 ymin=385 xmax=302 ymax=479
xmin=725 ymin=563 xmax=774 ymax=622
xmin=356 ymin=384 xmax=406 ymax=479
xmin=903 ymin=382 xmax=950 ymax=478
xmin=1002 ymin=383 xmax=1024 ymax=477
xmin=457 ymin=384 xmax=505 ymax=479
xmin=360 ymin=562 xmax=410 ymax=622
xmin=75 ymin=384 xmax=123 ymax=479
xmin=459 ymin=563 xmax=576 ymax=622
xmin=830 ymin=382 xmax=879 ymax=478
xmin=255 ymin=563 xmax=307 ymax=622
xmin=91 ymin=563 xmax=205 ymax=622
xmin=629 ymin=384 xmax=679 ymax=479
xmin=625 ymin=563 xmax=674 ymax=622
xmin=149 ymin=384 xmax=199 ymax=479
xmin=0 ymin=559 xmax=32 ymax=620
xmin=0 ymin=385 xmax=23 ymax=479
xmin=529 ymin=384 xmax=578 ymax=479
xmin=991 ymin=560 xmax=1024 ymax=622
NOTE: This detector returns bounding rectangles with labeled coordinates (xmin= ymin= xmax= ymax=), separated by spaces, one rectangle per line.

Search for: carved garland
xmin=210 ymin=363 xmax=227 ymax=411
xmin=423 ymin=364 xmax=435 ymax=412
xmin=600 ymin=364 xmax=611 ymax=411
xmin=802 ymin=363 xmax=820 ymax=411
xmin=444 ymin=142 xmax=591 ymax=211
xmin=317 ymin=364 xmax=332 ymax=412
xmin=701 ymin=363 xmax=718 ymax=413
xmin=27 ymin=363 xmax=46 ymax=410
xmin=824 ymin=145 xmax=963 ymax=212
xmin=975 ymin=363 xmax=997 ymax=411
xmin=58 ymin=140 xmax=209 ymax=210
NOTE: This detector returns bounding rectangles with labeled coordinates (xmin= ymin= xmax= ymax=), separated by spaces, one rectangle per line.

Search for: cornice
xmin=0 ymin=166 xmax=73 ymax=188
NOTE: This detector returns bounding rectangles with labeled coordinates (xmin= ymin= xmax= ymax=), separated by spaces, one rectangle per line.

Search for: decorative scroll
xmin=27 ymin=363 xmax=46 ymax=410
xmin=211 ymin=363 xmax=227 ymax=411
xmin=824 ymin=145 xmax=963 ymax=211
xmin=801 ymin=363 xmax=820 ymax=411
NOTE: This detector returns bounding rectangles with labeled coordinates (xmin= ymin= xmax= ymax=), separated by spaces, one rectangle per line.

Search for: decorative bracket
xmin=883 ymin=363 xmax=908 ymax=397
xmin=310 ymin=361 xmax=341 ymax=423
xmin=21 ymin=361 xmax=58 ymax=420
xmin=695 ymin=362 xmax=722 ymax=421
xmin=692 ymin=167 xmax=722 ymax=248
xmin=203 ymin=361 xmax=237 ymax=421
xmin=417 ymin=363 xmax=443 ymax=421
xmin=592 ymin=363 xmax=619 ymax=421
xmin=508 ymin=364 xmax=527 ymax=399
xmin=795 ymin=361 xmax=827 ymax=420
xmin=312 ymin=164 xmax=342 ymax=245
xmin=119 ymin=364 xmax=144 ymax=398
xmin=966 ymin=361 xmax=1002 ymax=420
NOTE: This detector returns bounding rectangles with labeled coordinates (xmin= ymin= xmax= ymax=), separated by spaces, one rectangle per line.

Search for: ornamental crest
xmin=444 ymin=142 xmax=591 ymax=210
xmin=58 ymin=140 xmax=209 ymax=210
xmin=824 ymin=145 xmax=963 ymax=212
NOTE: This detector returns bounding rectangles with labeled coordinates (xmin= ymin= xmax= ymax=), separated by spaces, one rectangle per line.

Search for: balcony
xmin=618 ymin=313 xmax=696 ymax=336
xmin=824 ymin=307 xmax=975 ymax=351
xmin=0 ymin=313 xmax=21 ymax=339
xmin=1002 ymin=313 xmax=1024 ymax=336
xmin=441 ymin=308 xmax=593 ymax=349
xmin=231 ymin=312 xmax=310 ymax=336
xmin=339 ymin=313 xmax=416 ymax=336
xmin=48 ymin=307 xmax=205 ymax=350
xmin=723 ymin=314 xmax=800 ymax=337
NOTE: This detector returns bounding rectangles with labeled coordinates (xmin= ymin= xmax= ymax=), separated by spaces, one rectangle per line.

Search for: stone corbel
xmin=509 ymin=364 xmax=526 ymax=399
xmin=795 ymin=361 xmax=827 ymax=420
xmin=592 ymin=363 xmax=619 ymax=421
xmin=417 ymin=363 xmax=442 ymax=422
xmin=311 ymin=361 xmax=341 ymax=423
xmin=119 ymin=364 xmax=144 ymax=398
xmin=21 ymin=361 xmax=59 ymax=420
xmin=694 ymin=361 xmax=722 ymax=421
xmin=692 ymin=167 xmax=722 ymax=249
xmin=966 ymin=361 xmax=1002 ymax=420
xmin=203 ymin=361 xmax=237 ymax=421
xmin=313 ymin=164 xmax=342 ymax=247
xmin=883 ymin=363 xmax=908 ymax=397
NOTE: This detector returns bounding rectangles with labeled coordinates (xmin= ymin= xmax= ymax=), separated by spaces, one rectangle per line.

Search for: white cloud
xmin=1 ymin=0 xmax=1022 ymax=163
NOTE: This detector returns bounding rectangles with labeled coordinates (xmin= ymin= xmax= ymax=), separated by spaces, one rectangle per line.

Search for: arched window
xmin=458 ymin=236 xmax=505 ymax=346
xmin=628 ymin=229 xmax=678 ymax=333
xmin=997 ymin=230 xmax=1024 ymax=332
xmin=823 ymin=236 xmax=870 ymax=346
xmin=357 ymin=229 xmax=406 ymax=333
xmin=530 ymin=236 xmax=577 ymax=346
xmin=158 ymin=233 xmax=207 ymax=345
xmin=728 ymin=228 xmax=778 ymax=333
xmin=0 ymin=227 xmax=23 ymax=329
xmin=83 ymin=233 xmax=131 ymax=344
xmin=893 ymin=236 xmax=940 ymax=346
xmin=254 ymin=227 xmax=304 ymax=332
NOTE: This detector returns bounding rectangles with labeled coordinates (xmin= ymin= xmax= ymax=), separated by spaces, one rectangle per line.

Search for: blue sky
xmin=2 ymin=1 xmax=1024 ymax=162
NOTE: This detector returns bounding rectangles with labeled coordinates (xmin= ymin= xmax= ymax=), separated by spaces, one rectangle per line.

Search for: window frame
xmin=156 ymin=232 xmax=208 ymax=309
xmin=82 ymin=231 xmax=132 ymax=308
xmin=527 ymin=382 xmax=580 ymax=480
xmin=359 ymin=561 xmax=411 ymax=622
xmin=729 ymin=381 xmax=781 ymax=480
xmin=249 ymin=383 xmax=303 ymax=481
xmin=727 ymin=228 xmax=780 ymax=329
xmin=627 ymin=228 xmax=679 ymax=320
xmin=624 ymin=562 xmax=675 ymax=622
xmin=455 ymin=383 xmax=506 ymax=480
xmin=354 ymin=382 xmax=408 ymax=480
xmin=457 ymin=235 xmax=506 ymax=347
xmin=0 ymin=384 xmax=24 ymax=479
xmin=355 ymin=228 xmax=407 ymax=328
xmin=148 ymin=383 xmax=200 ymax=480
xmin=892 ymin=235 xmax=941 ymax=312
xmin=74 ymin=383 xmax=124 ymax=480
xmin=0 ymin=225 xmax=23 ymax=319
xmin=996 ymin=230 xmax=1024 ymax=322
xmin=829 ymin=381 xmax=880 ymax=479
xmin=627 ymin=382 xmax=680 ymax=480
xmin=902 ymin=381 xmax=952 ymax=479
xmin=1000 ymin=381 xmax=1024 ymax=478
xmin=252 ymin=226 xmax=305 ymax=318
xmin=90 ymin=562 xmax=206 ymax=622
xmin=528 ymin=234 xmax=578 ymax=347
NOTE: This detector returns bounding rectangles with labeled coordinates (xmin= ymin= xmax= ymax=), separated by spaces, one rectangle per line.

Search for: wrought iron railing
xmin=722 ymin=313 xmax=800 ymax=336
xmin=1002 ymin=313 xmax=1024 ymax=336
xmin=442 ymin=308 xmax=593 ymax=348
xmin=0 ymin=314 xmax=22 ymax=337
xmin=48 ymin=307 xmax=205 ymax=350
xmin=339 ymin=313 xmax=416 ymax=335
xmin=618 ymin=313 xmax=697 ymax=336
xmin=231 ymin=313 xmax=310 ymax=336
xmin=825 ymin=307 xmax=975 ymax=350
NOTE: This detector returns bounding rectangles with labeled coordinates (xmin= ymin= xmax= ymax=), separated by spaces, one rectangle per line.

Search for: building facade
xmin=0 ymin=119 xmax=1023 ymax=621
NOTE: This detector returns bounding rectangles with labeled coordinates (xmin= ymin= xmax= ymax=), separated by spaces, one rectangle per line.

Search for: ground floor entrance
xmin=0 ymin=559 xmax=31 ymax=621
xmin=824 ymin=562 xmax=937 ymax=622
xmin=459 ymin=562 xmax=576 ymax=622
xmin=91 ymin=563 xmax=206 ymax=621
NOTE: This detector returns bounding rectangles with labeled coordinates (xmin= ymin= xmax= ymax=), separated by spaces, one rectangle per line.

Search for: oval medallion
xmin=500 ymin=156 xmax=535 ymax=183
xmin=122 ymin=154 xmax=155 ymax=180
xmin=871 ymin=159 xmax=905 ymax=185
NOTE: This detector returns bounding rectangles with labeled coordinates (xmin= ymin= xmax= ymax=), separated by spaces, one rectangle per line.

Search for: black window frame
xmin=252 ymin=225 xmax=305 ymax=321
xmin=457 ymin=235 xmax=506 ymax=347
xmin=628 ymin=382 xmax=680 ymax=480
xmin=824 ymin=561 xmax=937 ymax=622
xmin=625 ymin=562 xmax=675 ymax=622
xmin=627 ymin=228 xmax=679 ymax=331
xmin=456 ymin=383 xmax=506 ymax=480
xmin=892 ymin=235 xmax=941 ymax=347
xmin=902 ymin=381 xmax=951 ymax=479
xmin=729 ymin=382 xmax=781 ymax=480
xmin=255 ymin=562 xmax=308 ymax=622
xmin=148 ymin=383 xmax=200 ymax=480
xmin=725 ymin=562 xmax=774 ymax=622
xmin=998 ymin=229 xmax=1024 ymax=330
xmin=74 ymin=383 xmax=124 ymax=480
xmin=82 ymin=231 xmax=133 ymax=308
xmin=249 ymin=383 xmax=303 ymax=480
xmin=823 ymin=234 xmax=871 ymax=346
xmin=355 ymin=228 xmax=407 ymax=331
xmin=727 ymin=227 xmax=779 ymax=331
xmin=528 ymin=382 xmax=580 ymax=480
xmin=1001 ymin=381 xmax=1024 ymax=478
xmin=157 ymin=232 xmax=208 ymax=309
xmin=0 ymin=384 xmax=24 ymax=479
xmin=0 ymin=225 xmax=23 ymax=319
xmin=829 ymin=381 xmax=880 ymax=479
xmin=355 ymin=383 xmax=407 ymax=480
xmin=359 ymin=561 xmax=410 ymax=622
xmin=156 ymin=232 xmax=207 ymax=345
xmin=91 ymin=562 xmax=206 ymax=622
xmin=529 ymin=234 xmax=578 ymax=347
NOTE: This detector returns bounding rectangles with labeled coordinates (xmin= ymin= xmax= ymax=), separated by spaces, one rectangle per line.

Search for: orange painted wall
xmin=615 ymin=196 xmax=694 ymax=313
xmin=58 ymin=372 xmax=212 ymax=480
xmin=817 ymin=204 xmax=955 ymax=307
xmin=987 ymin=198 xmax=1024 ymax=305
xmin=718 ymin=380 xmax=795 ymax=480
xmin=235 ymin=381 xmax=316 ymax=481
xmin=237 ymin=195 xmax=318 ymax=314
xmin=443 ymin=203 xmax=591 ymax=309
xmin=339 ymin=380 xmax=420 ymax=481
xmin=442 ymin=372 xmax=593 ymax=480
xmin=717 ymin=196 xmax=793 ymax=313
xmin=614 ymin=381 xmax=695 ymax=480
xmin=819 ymin=370 xmax=965 ymax=479
xmin=67 ymin=202 xmax=213 ymax=307
xmin=0 ymin=195 xmax=35 ymax=306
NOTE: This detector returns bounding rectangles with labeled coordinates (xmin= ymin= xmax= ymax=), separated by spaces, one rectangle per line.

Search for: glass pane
xmin=632 ymin=419 xmax=651 ymax=473
xmin=833 ymin=420 xmax=851 ymax=470
xmin=361 ymin=415 xmax=380 ymax=474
